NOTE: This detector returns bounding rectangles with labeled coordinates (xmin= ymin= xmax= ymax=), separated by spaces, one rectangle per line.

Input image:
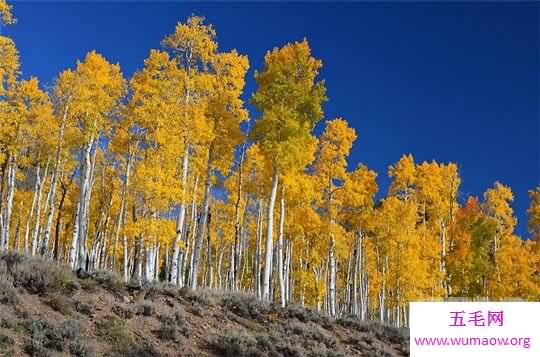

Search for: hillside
xmin=0 ymin=253 xmax=409 ymax=357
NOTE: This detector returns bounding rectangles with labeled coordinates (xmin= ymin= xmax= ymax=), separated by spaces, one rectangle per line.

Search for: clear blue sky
xmin=5 ymin=1 xmax=539 ymax=237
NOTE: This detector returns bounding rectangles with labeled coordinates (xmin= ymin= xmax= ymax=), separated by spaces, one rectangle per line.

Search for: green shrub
xmin=44 ymin=294 xmax=72 ymax=314
xmin=222 ymin=292 xmax=271 ymax=321
xmin=0 ymin=259 xmax=18 ymax=305
xmin=281 ymin=303 xmax=331 ymax=327
xmin=0 ymin=333 xmax=15 ymax=354
xmin=96 ymin=316 xmax=134 ymax=352
xmin=0 ymin=251 xmax=24 ymax=273
xmin=179 ymin=287 xmax=219 ymax=306
xmin=0 ymin=279 xmax=18 ymax=305
xmin=69 ymin=338 xmax=95 ymax=357
xmin=22 ymin=318 xmax=82 ymax=355
xmin=11 ymin=258 xmax=74 ymax=295
xmin=157 ymin=310 xmax=189 ymax=342
xmin=24 ymin=338 xmax=52 ymax=357
xmin=75 ymin=301 xmax=95 ymax=316
xmin=337 ymin=317 xmax=409 ymax=355
xmin=135 ymin=302 xmax=155 ymax=316
xmin=112 ymin=304 xmax=134 ymax=319
xmin=211 ymin=330 xmax=260 ymax=357
xmin=92 ymin=270 xmax=124 ymax=293
xmin=96 ymin=316 xmax=158 ymax=357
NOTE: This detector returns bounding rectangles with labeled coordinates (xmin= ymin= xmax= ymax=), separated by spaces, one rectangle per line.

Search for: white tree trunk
xmin=255 ymin=199 xmax=263 ymax=298
xmin=113 ymin=146 xmax=134 ymax=272
xmin=329 ymin=237 xmax=337 ymax=316
xmin=69 ymin=203 xmax=80 ymax=269
xmin=262 ymin=170 xmax=278 ymax=301
xmin=76 ymin=137 xmax=96 ymax=270
xmin=171 ymin=146 xmax=189 ymax=284
xmin=23 ymin=166 xmax=41 ymax=255
xmin=31 ymin=160 xmax=49 ymax=256
xmin=1 ymin=157 xmax=17 ymax=251
xmin=39 ymin=163 xmax=61 ymax=256
xmin=122 ymin=233 xmax=129 ymax=282
xmin=0 ymin=157 xmax=15 ymax=250
xmin=277 ymin=190 xmax=286 ymax=307
xmin=144 ymin=243 xmax=155 ymax=282
xmin=284 ymin=239 xmax=292 ymax=304
xmin=184 ymin=177 xmax=199 ymax=287
xmin=190 ymin=162 xmax=212 ymax=290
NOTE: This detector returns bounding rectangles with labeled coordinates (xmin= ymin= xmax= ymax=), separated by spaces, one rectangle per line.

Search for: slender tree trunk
xmin=360 ymin=233 xmax=368 ymax=320
xmin=122 ymin=233 xmax=129 ymax=282
xmin=284 ymin=239 xmax=291 ymax=304
xmin=131 ymin=236 xmax=143 ymax=285
xmin=69 ymin=203 xmax=80 ymax=269
xmin=12 ymin=215 xmax=20 ymax=252
xmin=277 ymin=187 xmax=286 ymax=307
xmin=112 ymin=146 xmax=135 ymax=271
xmin=180 ymin=176 xmax=198 ymax=287
xmin=205 ymin=210 xmax=212 ymax=288
xmin=40 ymin=112 xmax=68 ymax=256
xmin=32 ymin=160 xmax=50 ymax=256
xmin=124 ymin=203 xmax=136 ymax=282
xmin=217 ymin=232 xmax=224 ymax=289
xmin=262 ymin=169 xmax=278 ymax=301
xmin=344 ymin=250 xmax=353 ymax=315
xmin=0 ymin=160 xmax=6 ymax=247
xmin=40 ymin=163 xmax=61 ymax=257
xmin=190 ymin=160 xmax=212 ymax=290
xmin=24 ymin=166 xmax=40 ymax=255
xmin=328 ymin=237 xmax=337 ymax=316
xmin=255 ymin=199 xmax=263 ymax=298
xmin=76 ymin=137 xmax=95 ymax=270
xmin=352 ymin=233 xmax=360 ymax=316
xmin=232 ymin=144 xmax=245 ymax=290
xmin=171 ymin=145 xmax=189 ymax=284
xmin=379 ymin=256 xmax=387 ymax=322
xmin=1 ymin=156 xmax=16 ymax=251
xmin=53 ymin=181 xmax=68 ymax=261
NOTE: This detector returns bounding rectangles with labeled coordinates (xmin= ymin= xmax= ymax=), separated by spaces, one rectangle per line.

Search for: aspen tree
xmin=312 ymin=118 xmax=356 ymax=315
xmin=161 ymin=17 xmax=217 ymax=286
xmin=62 ymin=52 xmax=125 ymax=270
xmin=527 ymin=185 xmax=540 ymax=242
xmin=0 ymin=79 xmax=54 ymax=251
xmin=251 ymin=39 xmax=326 ymax=301
xmin=0 ymin=0 xmax=14 ymax=26
xmin=189 ymin=49 xmax=249 ymax=289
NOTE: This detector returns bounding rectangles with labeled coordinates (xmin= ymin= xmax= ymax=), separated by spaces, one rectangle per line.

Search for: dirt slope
xmin=0 ymin=253 xmax=409 ymax=356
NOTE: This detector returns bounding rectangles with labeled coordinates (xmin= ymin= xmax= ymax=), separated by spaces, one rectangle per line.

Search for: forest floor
xmin=0 ymin=252 xmax=409 ymax=357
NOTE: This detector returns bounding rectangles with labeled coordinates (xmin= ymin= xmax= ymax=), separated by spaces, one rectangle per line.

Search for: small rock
xmin=76 ymin=268 xmax=90 ymax=279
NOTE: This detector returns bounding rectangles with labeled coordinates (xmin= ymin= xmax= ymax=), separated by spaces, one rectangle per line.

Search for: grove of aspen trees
xmin=0 ymin=1 xmax=538 ymax=327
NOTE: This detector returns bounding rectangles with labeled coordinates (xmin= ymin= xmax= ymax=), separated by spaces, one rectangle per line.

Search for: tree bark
xmin=69 ymin=203 xmax=80 ymax=269
xmin=328 ymin=237 xmax=337 ymax=316
xmin=255 ymin=199 xmax=263 ymax=298
xmin=232 ymin=144 xmax=245 ymax=290
xmin=112 ymin=145 xmax=135 ymax=272
xmin=53 ymin=179 xmax=68 ymax=261
xmin=262 ymin=169 xmax=278 ymax=301
xmin=31 ymin=159 xmax=49 ymax=256
xmin=189 ymin=160 xmax=212 ymax=290
xmin=76 ymin=137 xmax=95 ymax=270
xmin=24 ymin=166 xmax=40 ymax=255
xmin=1 ymin=156 xmax=16 ymax=251
xmin=171 ymin=145 xmax=189 ymax=284
xmin=277 ymin=187 xmax=286 ymax=307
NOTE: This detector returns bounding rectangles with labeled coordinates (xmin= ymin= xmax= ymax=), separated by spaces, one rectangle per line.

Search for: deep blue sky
xmin=5 ymin=1 xmax=539 ymax=237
